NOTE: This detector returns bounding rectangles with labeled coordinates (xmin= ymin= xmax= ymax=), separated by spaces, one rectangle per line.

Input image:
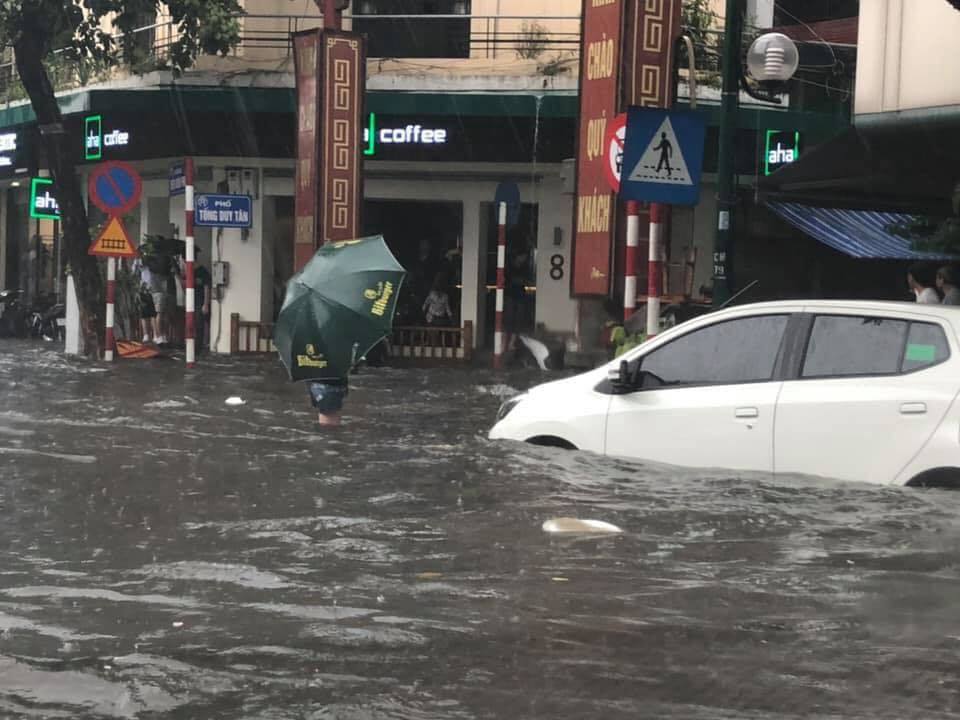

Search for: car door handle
xmin=735 ymin=407 xmax=759 ymax=419
xmin=900 ymin=402 xmax=927 ymax=415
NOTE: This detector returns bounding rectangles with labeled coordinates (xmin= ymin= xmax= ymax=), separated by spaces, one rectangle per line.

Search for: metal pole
xmin=184 ymin=157 xmax=196 ymax=367
xmin=713 ymin=0 xmax=742 ymax=307
xmin=493 ymin=201 xmax=507 ymax=369
xmin=624 ymin=200 xmax=640 ymax=322
xmin=323 ymin=0 xmax=342 ymax=30
xmin=105 ymin=257 xmax=116 ymax=362
xmin=646 ymin=203 xmax=665 ymax=337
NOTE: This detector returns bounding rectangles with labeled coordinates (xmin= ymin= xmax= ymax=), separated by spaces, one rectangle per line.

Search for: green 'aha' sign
xmin=764 ymin=129 xmax=801 ymax=176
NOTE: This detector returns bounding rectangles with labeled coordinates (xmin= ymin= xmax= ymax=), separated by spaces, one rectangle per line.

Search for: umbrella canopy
xmin=275 ymin=235 xmax=406 ymax=381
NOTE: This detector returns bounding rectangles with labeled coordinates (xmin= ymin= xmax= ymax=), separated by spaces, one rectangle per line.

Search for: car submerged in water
xmin=490 ymin=300 xmax=960 ymax=487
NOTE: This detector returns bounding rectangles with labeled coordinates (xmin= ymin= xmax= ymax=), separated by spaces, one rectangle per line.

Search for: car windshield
xmin=3 ymin=1 xmax=960 ymax=718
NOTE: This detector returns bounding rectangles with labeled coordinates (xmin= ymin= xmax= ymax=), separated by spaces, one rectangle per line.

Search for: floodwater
xmin=2 ymin=342 xmax=960 ymax=718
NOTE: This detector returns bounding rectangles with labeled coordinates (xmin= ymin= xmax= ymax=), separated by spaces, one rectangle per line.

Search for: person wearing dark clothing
xmin=307 ymin=378 xmax=348 ymax=427
xmin=937 ymin=265 xmax=960 ymax=306
xmin=195 ymin=263 xmax=212 ymax=353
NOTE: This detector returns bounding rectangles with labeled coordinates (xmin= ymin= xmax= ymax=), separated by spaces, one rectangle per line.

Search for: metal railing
xmin=0 ymin=12 xmax=582 ymax=103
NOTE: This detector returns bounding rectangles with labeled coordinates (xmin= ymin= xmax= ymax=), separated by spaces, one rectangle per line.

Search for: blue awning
xmin=765 ymin=200 xmax=954 ymax=260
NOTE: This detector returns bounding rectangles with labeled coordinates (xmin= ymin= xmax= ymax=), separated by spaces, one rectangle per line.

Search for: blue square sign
xmin=620 ymin=107 xmax=706 ymax=206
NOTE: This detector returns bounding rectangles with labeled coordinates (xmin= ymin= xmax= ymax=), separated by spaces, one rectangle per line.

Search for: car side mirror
xmin=607 ymin=360 xmax=634 ymax=391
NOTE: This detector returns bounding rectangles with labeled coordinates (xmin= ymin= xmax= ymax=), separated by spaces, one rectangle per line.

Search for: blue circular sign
xmin=88 ymin=161 xmax=142 ymax=216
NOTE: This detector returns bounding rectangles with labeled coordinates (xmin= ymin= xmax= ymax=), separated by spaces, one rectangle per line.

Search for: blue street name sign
xmin=169 ymin=163 xmax=185 ymax=196
xmin=195 ymin=194 xmax=253 ymax=228
xmin=620 ymin=107 xmax=706 ymax=206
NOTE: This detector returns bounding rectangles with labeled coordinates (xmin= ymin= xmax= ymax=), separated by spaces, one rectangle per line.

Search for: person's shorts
xmin=307 ymin=381 xmax=348 ymax=413
xmin=152 ymin=292 xmax=166 ymax=315
xmin=139 ymin=291 xmax=157 ymax=319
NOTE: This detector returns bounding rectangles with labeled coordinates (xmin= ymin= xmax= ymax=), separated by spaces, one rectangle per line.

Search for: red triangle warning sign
xmin=89 ymin=216 xmax=137 ymax=257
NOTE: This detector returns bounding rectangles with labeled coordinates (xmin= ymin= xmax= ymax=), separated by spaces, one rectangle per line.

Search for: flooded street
xmin=2 ymin=342 xmax=960 ymax=718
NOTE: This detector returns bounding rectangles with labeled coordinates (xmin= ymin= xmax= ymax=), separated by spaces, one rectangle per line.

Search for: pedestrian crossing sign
xmin=620 ymin=107 xmax=705 ymax=205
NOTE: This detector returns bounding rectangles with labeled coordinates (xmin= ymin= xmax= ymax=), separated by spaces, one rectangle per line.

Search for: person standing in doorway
xmin=908 ymin=262 xmax=940 ymax=304
xmin=422 ymin=273 xmax=453 ymax=326
xmin=937 ymin=265 xmax=960 ymax=305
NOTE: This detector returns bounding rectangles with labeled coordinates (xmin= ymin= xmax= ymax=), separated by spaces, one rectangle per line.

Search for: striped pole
xmin=646 ymin=202 xmax=665 ymax=338
xmin=624 ymin=200 xmax=640 ymax=322
xmin=493 ymin=201 xmax=507 ymax=369
xmin=104 ymin=257 xmax=116 ymax=362
xmin=184 ymin=158 xmax=196 ymax=367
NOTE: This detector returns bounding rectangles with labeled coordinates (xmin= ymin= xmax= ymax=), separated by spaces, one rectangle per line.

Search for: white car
xmin=490 ymin=300 xmax=960 ymax=487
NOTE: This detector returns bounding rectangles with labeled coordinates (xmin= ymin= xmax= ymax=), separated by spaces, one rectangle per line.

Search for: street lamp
xmin=713 ymin=8 xmax=799 ymax=307
xmin=746 ymin=33 xmax=800 ymax=84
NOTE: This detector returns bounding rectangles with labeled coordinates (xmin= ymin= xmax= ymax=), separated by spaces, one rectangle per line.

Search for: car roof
xmin=717 ymin=299 xmax=960 ymax=329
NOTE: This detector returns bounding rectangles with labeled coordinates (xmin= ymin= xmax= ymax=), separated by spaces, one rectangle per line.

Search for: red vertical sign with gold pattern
xmin=622 ymin=0 xmax=682 ymax=109
xmin=572 ymin=0 xmax=624 ymax=297
xmin=320 ymin=31 xmax=365 ymax=247
xmin=293 ymin=29 xmax=366 ymax=273
xmin=293 ymin=30 xmax=320 ymax=273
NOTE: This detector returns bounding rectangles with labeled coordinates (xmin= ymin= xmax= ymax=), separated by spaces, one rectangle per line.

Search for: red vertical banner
xmin=293 ymin=29 xmax=366 ymax=273
xmin=293 ymin=31 xmax=321 ymax=273
xmin=320 ymin=31 xmax=365 ymax=246
xmin=572 ymin=0 xmax=624 ymax=297
xmin=622 ymin=0 xmax=682 ymax=108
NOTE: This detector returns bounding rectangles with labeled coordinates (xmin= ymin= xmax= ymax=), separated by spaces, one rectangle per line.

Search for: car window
xmin=902 ymin=322 xmax=950 ymax=372
xmin=802 ymin=315 xmax=908 ymax=378
xmin=639 ymin=314 xmax=789 ymax=387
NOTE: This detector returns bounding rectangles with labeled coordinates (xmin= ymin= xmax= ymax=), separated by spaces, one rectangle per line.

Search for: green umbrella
xmin=275 ymin=235 xmax=406 ymax=381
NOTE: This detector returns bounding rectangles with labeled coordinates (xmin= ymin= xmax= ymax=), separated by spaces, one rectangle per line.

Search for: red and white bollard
xmin=493 ymin=201 xmax=507 ymax=369
xmin=646 ymin=202 xmax=665 ymax=338
xmin=624 ymin=201 xmax=640 ymax=322
xmin=104 ymin=257 xmax=116 ymax=362
xmin=184 ymin=158 xmax=196 ymax=367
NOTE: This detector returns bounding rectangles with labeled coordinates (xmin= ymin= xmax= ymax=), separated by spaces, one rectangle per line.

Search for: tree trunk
xmin=13 ymin=30 xmax=104 ymax=357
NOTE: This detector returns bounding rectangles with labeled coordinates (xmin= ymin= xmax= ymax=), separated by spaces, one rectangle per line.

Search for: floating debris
xmin=542 ymin=518 xmax=623 ymax=535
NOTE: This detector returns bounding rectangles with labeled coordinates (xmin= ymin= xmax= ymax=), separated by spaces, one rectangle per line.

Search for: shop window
xmin=353 ymin=0 xmax=471 ymax=59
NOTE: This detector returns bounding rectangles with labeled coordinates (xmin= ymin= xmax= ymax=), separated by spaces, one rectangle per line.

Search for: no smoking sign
xmin=603 ymin=113 xmax=627 ymax=193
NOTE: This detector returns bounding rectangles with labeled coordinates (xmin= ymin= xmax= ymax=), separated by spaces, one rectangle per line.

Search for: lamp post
xmin=712 ymin=0 xmax=799 ymax=306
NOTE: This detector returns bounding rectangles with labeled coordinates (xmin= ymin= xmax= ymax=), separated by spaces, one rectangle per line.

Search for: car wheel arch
xmin=525 ymin=435 xmax=577 ymax=451
xmin=906 ymin=467 xmax=960 ymax=489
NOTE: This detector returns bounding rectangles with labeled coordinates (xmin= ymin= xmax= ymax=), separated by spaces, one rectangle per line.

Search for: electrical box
xmin=560 ymin=158 xmax=576 ymax=195
xmin=212 ymin=261 xmax=230 ymax=287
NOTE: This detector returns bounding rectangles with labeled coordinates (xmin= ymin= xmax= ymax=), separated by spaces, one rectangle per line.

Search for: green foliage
xmin=608 ymin=325 xmax=646 ymax=358
xmin=888 ymin=217 xmax=960 ymax=257
xmin=681 ymin=0 xmax=722 ymax=87
xmin=0 ymin=0 xmax=242 ymax=75
xmin=516 ymin=20 xmax=549 ymax=60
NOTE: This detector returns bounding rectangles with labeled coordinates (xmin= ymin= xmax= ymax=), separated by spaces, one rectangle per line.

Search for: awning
xmin=766 ymin=200 xmax=955 ymax=260
xmin=761 ymin=124 xmax=959 ymax=216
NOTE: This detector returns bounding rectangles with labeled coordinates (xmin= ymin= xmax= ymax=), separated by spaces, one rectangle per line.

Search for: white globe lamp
xmin=746 ymin=32 xmax=800 ymax=82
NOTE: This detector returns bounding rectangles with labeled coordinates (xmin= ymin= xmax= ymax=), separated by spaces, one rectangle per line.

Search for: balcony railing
xmin=0 ymin=12 xmax=582 ymax=104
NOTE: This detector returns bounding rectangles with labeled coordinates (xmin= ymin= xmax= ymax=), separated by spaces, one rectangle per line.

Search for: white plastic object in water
xmin=225 ymin=397 xmax=246 ymax=406
xmin=542 ymin=517 xmax=623 ymax=535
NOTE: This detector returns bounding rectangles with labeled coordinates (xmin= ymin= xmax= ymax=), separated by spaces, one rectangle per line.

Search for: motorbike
xmin=28 ymin=297 xmax=66 ymax=343
xmin=0 ymin=289 xmax=27 ymax=338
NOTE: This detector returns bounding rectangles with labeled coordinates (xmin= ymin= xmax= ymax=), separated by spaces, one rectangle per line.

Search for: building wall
xmin=856 ymin=0 xmax=960 ymax=116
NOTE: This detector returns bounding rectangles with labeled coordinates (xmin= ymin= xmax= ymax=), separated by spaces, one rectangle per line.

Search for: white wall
xmin=856 ymin=0 xmax=960 ymax=116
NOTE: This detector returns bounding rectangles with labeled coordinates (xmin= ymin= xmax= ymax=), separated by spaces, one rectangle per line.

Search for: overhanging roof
xmin=766 ymin=201 xmax=954 ymax=260
xmin=761 ymin=123 xmax=959 ymax=215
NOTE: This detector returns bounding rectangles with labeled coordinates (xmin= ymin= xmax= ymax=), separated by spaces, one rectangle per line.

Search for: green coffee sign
xmin=29 ymin=177 xmax=59 ymax=220
xmin=764 ymin=129 xmax=800 ymax=176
